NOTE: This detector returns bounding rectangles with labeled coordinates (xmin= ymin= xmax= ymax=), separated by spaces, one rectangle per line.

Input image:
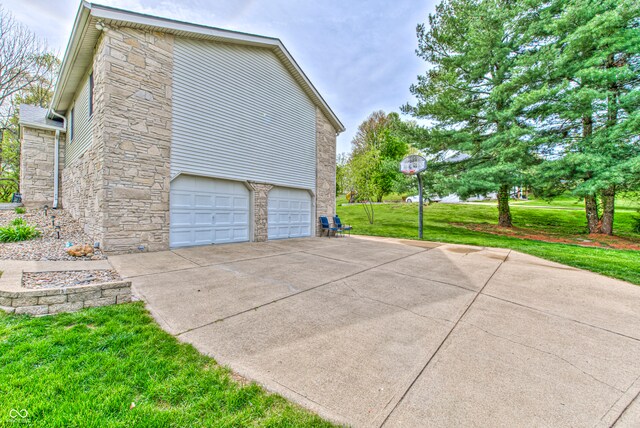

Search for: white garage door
xmin=170 ymin=175 xmax=250 ymax=248
xmin=268 ymin=187 xmax=312 ymax=240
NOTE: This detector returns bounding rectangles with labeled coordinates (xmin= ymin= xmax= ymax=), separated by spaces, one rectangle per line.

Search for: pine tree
xmin=405 ymin=0 xmax=540 ymax=227
xmin=518 ymin=0 xmax=640 ymax=234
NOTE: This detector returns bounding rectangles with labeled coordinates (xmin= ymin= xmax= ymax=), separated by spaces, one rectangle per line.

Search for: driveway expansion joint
xmin=317 ymin=281 xmax=455 ymax=327
xmin=480 ymin=292 xmax=640 ymax=344
xmin=464 ymin=321 xmax=623 ymax=393
xmin=378 ymin=250 xmax=511 ymax=427
xmin=175 ymin=247 xmax=435 ymax=337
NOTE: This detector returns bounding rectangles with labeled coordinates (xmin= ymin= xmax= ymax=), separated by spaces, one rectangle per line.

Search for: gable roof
xmin=50 ymin=2 xmax=345 ymax=133
xmin=19 ymin=105 xmax=64 ymax=131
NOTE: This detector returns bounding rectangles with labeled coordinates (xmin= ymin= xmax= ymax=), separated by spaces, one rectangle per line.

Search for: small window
xmin=89 ymin=73 xmax=94 ymax=116
xmin=69 ymin=108 xmax=74 ymax=142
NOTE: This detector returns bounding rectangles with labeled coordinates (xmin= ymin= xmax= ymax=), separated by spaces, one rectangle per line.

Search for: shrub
xmin=11 ymin=217 xmax=27 ymax=227
xmin=14 ymin=207 xmax=25 ymax=214
xmin=0 ymin=222 xmax=40 ymax=243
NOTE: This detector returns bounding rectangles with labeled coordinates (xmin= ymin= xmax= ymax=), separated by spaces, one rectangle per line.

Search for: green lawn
xmin=336 ymin=202 xmax=640 ymax=285
xmin=0 ymin=303 xmax=332 ymax=427
xmin=509 ymin=193 xmax=640 ymax=212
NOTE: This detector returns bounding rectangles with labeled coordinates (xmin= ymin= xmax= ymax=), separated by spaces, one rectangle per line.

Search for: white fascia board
xmin=50 ymin=2 xmax=92 ymax=112
xmin=20 ymin=122 xmax=66 ymax=132
xmin=89 ymin=3 xmax=280 ymax=48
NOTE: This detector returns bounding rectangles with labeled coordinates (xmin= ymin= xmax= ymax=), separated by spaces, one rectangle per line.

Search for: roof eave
xmin=50 ymin=2 xmax=345 ymax=133
xmin=49 ymin=1 xmax=92 ymax=114
xmin=19 ymin=121 xmax=66 ymax=132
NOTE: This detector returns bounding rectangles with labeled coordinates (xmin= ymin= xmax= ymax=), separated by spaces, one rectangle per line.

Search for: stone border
xmin=0 ymin=280 xmax=132 ymax=315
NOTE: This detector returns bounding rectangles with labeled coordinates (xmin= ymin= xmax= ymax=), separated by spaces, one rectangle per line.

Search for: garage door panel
xmin=268 ymin=187 xmax=312 ymax=240
xmin=172 ymin=211 xmax=193 ymax=226
xmin=213 ymin=229 xmax=231 ymax=242
xmin=234 ymin=197 xmax=248 ymax=209
xmin=214 ymin=195 xmax=232 ymax=208
xmin=171 ymin=230 xmax=193 ymax=247
xmin=233 ymin=212 xmax=249 ymax=223
xmin=194 ymin=212 xmax=213 ymax=225
xmin=232 ymin=227 xmax=249 ymax=241
xmin=171 ymin=176 xmax=249 ymax=248
xmin=171 ymin=192 xmax=193 ymax=208
xmin=194 ymin=229 xmax=214 ymax=245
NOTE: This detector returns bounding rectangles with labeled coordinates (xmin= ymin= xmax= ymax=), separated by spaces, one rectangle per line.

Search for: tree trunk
xmin=584 ymin=194 xmax=599 ymax=233
xmin=582 ymin=114 xmax=597 ymax=233
xmin=497 ymin=184 xmax=512 ymax=227
xmin=596 ymin=187 xmax=615 ymax=235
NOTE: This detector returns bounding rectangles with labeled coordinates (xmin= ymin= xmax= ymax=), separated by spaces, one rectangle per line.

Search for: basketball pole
xmin=417 ymin=172 xmax=423 ymax=239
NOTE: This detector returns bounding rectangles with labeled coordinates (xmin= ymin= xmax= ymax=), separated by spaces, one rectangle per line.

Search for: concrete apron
xmin=109 ymin=237 xmax=640 ymax=428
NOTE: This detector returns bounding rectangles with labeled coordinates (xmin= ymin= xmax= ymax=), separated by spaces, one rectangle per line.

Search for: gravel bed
xmin=22 ymin=270 xmax=122 ymax=289
xmin=0 ymin=208 xmax=106 ymax=261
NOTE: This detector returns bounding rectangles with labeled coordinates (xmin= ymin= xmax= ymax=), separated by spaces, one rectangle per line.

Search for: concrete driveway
xmin=109 ymin=237 xmax=640 ymax=427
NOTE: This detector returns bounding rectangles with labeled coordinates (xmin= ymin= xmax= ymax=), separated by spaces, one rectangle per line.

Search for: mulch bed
xmin=0 ymin=208 xmax=107 ymax=261
xmin=452 ymin=223 xmax=640 ymax=250
xmin=22 ymin=270 xmax=122 ymax=289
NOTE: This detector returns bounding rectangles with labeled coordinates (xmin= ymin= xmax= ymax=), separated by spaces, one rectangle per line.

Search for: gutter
xmin=48 ymin=110 xmax=67 ymax=209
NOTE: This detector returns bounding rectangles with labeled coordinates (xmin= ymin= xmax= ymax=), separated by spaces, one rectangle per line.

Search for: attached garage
xmin=268 ymin=187 xmax=312 ymax=240
xmin=170 ymin=175 xmax=250 ymax=248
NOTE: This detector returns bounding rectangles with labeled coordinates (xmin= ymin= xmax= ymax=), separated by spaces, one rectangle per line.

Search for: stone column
xmin=315 ymin=108 xmax=337 ymax=236
xmin=248 ymin=182 xmax=273 ymax=242
xmin=19 ymin=127 xmax=61 ymax=207
xmin=95 ymin=27 xmax=174 ymax=253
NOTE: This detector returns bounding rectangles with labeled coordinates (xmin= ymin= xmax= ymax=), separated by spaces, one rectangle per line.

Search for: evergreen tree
xmin=518 ymin=0 xmax=640 ymax=235
xmin=406 ymin=0 xmax=542 ymax=227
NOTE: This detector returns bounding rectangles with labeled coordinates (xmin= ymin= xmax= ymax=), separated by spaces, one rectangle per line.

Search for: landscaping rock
xmin=22 ymin=270 xmax=122 ymax=289
xmin=0 ymin=209 xmax=106 ymax=261
xmin=66 ymin=244 xmax=94 ymax=257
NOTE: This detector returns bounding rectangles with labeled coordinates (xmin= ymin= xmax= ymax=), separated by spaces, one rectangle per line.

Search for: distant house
xmin=19 ymin=3 xmax=344 ymax=253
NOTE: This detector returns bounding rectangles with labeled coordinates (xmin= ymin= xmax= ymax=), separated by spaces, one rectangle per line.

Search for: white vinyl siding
xmin=65 ymin=73 xmax=93 ymax=165
xmin=171 ymin=37 xmax=317 ymax=190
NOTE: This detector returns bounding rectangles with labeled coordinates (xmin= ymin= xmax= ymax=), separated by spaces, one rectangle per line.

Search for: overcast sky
xmin=6 ymin=0 xmax=437 ymax=154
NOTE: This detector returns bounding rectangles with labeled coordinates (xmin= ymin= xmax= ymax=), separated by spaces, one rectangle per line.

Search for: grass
xmin=511 ymin=193 xmax=640 ymax=211
xmin=0 ymin=303 xmax=333 ymax=427
xmin=336 ymin=202 xmax=640 ymax=285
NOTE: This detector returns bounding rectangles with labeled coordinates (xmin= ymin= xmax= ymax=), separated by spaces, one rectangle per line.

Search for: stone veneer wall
xmin=61 ymin=130 xmax=104 ymax=240
xmin=248 ymin=182 xmax=273 ymax=242
xmin=0 ymin=280 xmax=131 ymax=316
xmin=61 ymin=27 xmax=174 ymax=253
xmin=315 ymin=108 xmax=337 ymax=235
xmin=20 ymin=127 xmax=65 ymax=207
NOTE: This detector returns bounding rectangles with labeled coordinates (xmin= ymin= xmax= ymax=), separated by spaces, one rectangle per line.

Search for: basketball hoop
xmin=400 ymin=155 xmax=427 ymax=175
xmin=399 ymin=155 xmax=428 ymax=239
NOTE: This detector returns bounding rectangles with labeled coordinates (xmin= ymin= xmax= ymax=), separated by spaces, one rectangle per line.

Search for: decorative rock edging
xmin=0 ymin=280 xmax=132 ymax=315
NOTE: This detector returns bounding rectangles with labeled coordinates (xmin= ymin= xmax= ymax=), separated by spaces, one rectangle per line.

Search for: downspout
xmin=48 ymin=109 xmax=66 ymax=209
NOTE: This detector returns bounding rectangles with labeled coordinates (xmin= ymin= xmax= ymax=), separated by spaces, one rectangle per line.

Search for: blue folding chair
xmin=333 ymin=215 xmax=352 ymax=236
xmin=319 ymin=216 xmax=340 ymax=237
